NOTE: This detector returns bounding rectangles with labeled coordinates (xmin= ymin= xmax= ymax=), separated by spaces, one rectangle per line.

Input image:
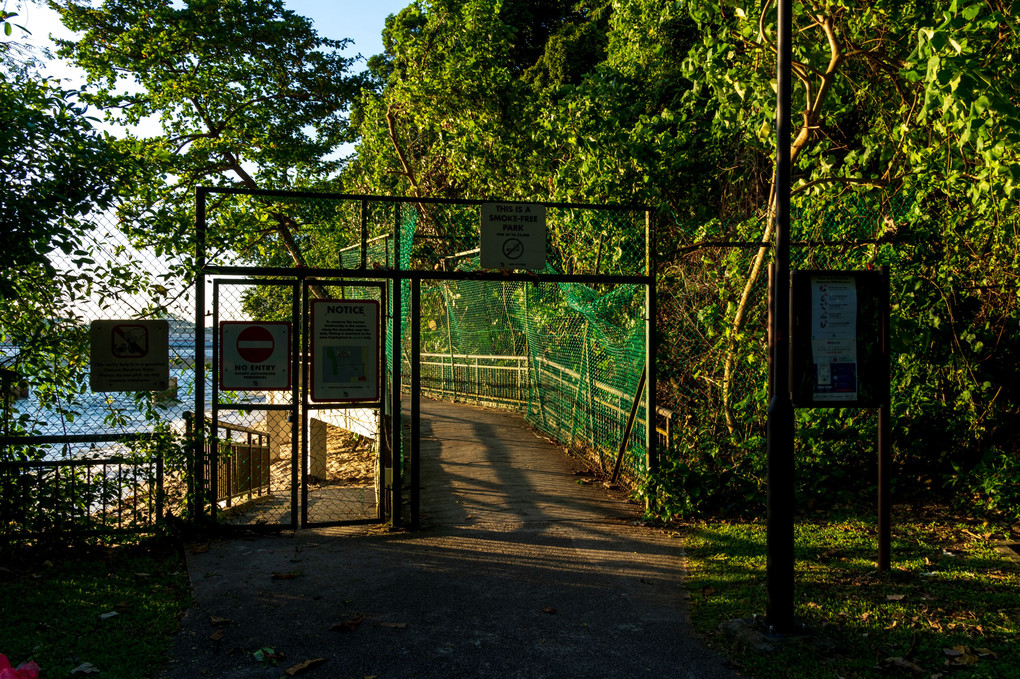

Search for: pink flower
xmin=0 ymin=654 xmax=40 ymax=679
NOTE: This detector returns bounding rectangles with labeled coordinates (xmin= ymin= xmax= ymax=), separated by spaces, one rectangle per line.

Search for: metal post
xmin=767 ymin=0 xmax=797 ymax=634
xmin=645 ymin=210 xmax=658 ymax=476
xmin=361 ymin=198 xmax=369 ymax=270
xmin=210 ymin=280 xmax=220 ymax=523
xmin=298 ymin=281 xmax=307 ymax=529
xmin=410 ymin=277 xmax=421 ymax=528
xmin=391 ymin=272 xmax=403 ymax=529
xmin=194 ymin=188 xmax=207 ymax=522
xmin=878 ymin=266 xmax=892 ymax=570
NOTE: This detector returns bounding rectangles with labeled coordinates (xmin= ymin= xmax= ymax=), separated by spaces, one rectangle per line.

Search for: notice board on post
xmin=790 ymin=269 xmax=889 ymax=408
xmin=310 ymin=299 xmax=380 ymax=403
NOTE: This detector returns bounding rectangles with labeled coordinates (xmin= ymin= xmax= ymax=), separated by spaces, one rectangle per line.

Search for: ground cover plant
xmin=0 ymin=540 xmax=190 ymax=679
xmin=679 ymin=507 xmax=1020 ymax=678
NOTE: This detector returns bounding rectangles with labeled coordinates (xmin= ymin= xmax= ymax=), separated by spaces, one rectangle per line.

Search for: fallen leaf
xmin=98 ymin=611 xmax=119 ymax=620
xmin=188 ymin=543 xmax=210 ymax=554
xmin=330 ymin=615 xmax=364 ymax=632
xmin=974 ymin=647 xmax=997 ymax=658
xmin=210 ymin=629 xmax=225 ymax=641
xmin=135 ymin=572 xmax=153 ymax=578
xmin=210 ymin=615 xmax=231 ymax=626
xmin=271 ymin=571 xmax=303 ymax=580
xmin=701 ymin=586 xmax=715 ymax=598
xmin=542 ymin=607 xmax=556 ymax=614
xmin=886 ymin=594 xmax=907 ymax=601
xmin=379 ymin=622 xmax=408 ymax=628
xmin=879 ymin=656 xmax=924 ymax=673
xmin=944 ymin=645 xmax=980 ymax=666
xmin=285 ymin=658 xmax=326 ymax=676
xmin=70 ymin=662 xmax=101 ymax=675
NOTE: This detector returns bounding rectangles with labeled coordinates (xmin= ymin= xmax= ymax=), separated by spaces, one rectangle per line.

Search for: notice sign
xmin=811 ymin=275 xmax=858 ymax=401
xmin=220 ymin=322 xmax=291 ymax=391
xmin=480 ymin=202 xmax=546 ymax=270
xmin=90 ymin=320 xmax=169 ymax=392
xmin=310 ymin=299 xmax=380 ymax=402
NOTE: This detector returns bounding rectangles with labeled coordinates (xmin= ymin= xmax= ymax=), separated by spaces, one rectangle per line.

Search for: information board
xmin=90 ymin=320 xmax=170 ymax=392
xmin=220 ymin=322 xmax=291 ymax=391
xmin=790 ymin=269 xmax=889 ymax=408
xmin=310 ymin=299 xmax=380 ymax=402
xmin=479 ymin=202 xmax=547 ymax=270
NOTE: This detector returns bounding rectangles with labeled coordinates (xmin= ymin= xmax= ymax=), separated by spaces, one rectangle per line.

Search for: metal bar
xmin=410 ymin=277 xmax=421 ymax=529
xmin=390 ymin=269 xmax=403 ymax=529
xmin=645 ymin=209 xmax=658 ymax=476
xmin=194 ymin=186 xmax=646 ymax=212
xmin=195 ymin=187 xmax=207 ymax=522
xmin=203 ymin=266 xmax=653 ymax=287
xmin=611 ymin=365 xmax=647 ymax=485
xmin=0 ymin=432 xmax=153 ymax=446
xmin=360 ymin=197 xmax=368 ymax=270
xmin=299 ymin=280 xmax=308 ymax=529
xmin=443 ymin=284 xmax=458 ymax=402
xmin=767 ymin=0 xmax=797 ymax=634
xmin=878 ymin=265 xmax=892 ymax=571
xmin=210 ymin=280 xmax=221 ymax=522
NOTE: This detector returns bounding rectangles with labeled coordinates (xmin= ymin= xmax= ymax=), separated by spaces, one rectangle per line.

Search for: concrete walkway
xmin=162 ymin=399 xmax=739 ymax=678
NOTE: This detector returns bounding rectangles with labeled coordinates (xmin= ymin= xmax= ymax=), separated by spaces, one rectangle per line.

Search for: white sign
xmin=310 ymin=299 xmax=380 ymax=402
xmin=479 ymin=202 xmax=547 ymax=270
xmin=90 ymin=320 xmax=169 ymax=392
xmin=220 ymin=322 xmax=291 ymax=391
xmin=811 ymin=275 xmax=858 ymax=401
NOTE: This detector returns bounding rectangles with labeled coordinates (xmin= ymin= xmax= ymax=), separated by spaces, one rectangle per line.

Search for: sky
xmin=15 ymin=0 xmax=411 ymax=87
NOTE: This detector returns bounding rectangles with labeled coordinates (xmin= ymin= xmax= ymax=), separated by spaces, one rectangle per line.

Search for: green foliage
xmin=682 ymin=516 xmax=1020 ymax=678
xmin=51 ymin=0 xmax=367 ymax=273
xmin=0 ymin=59 xmax=123 ymax=300
xmin=0 ymin=542 xmax=190 ymax=678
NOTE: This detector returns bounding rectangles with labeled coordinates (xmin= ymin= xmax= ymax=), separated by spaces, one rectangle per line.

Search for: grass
xmin=0 ymin=539 xmax=191 ymax=679
xmin=679 ymin=507 xmax=1020 ymax=678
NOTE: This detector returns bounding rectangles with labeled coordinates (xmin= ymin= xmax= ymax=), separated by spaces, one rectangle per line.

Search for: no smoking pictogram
xmin=236 ymin=325 xmax=275 ymax=363
xmin=502 ymin=238 xmax=524 ymax=260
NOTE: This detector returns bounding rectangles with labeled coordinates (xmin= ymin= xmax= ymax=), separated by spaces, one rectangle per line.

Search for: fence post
xmin=611 ymin=365 xmax=647 ymax=485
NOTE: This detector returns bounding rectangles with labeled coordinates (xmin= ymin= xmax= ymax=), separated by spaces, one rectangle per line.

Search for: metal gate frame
xmin=195 ymin=188 xmax=656 ymax=531
xmin=203 ymin=276 xmax=392 ymax=529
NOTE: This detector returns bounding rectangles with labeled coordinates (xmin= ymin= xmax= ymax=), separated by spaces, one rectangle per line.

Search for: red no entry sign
xmin=236 ymin=325 xmax=275 ymax=364
xmin=220 ymin=321 xmax=291 ymax=391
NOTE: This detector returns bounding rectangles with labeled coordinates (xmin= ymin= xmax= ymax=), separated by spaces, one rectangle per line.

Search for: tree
xmin=51 ymin=0 xmax=368 ymax=276
xmin=0 ymin=50 xmax=122 ymax=300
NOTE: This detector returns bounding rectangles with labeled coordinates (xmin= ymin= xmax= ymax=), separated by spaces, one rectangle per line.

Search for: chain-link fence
xmin=2 ymin=214 xmax=196 ymax=541
xmin=6 ymin=185 xmax=950 ymax=540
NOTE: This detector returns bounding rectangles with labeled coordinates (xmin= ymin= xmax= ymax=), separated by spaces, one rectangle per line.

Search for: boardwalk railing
xmin=404 ymin=353 xmax=680 ymax=476
xmin=0 ymin=434 xmax=164 ymax=542
xmin=187 ymin=413 xmax=272 ymax=508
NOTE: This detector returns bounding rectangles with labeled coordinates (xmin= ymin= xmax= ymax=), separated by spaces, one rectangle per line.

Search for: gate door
xmin=300 ymin=279 xmax=387 ymax=528
xmin=206 ymin=277 xmax=388 ymax=529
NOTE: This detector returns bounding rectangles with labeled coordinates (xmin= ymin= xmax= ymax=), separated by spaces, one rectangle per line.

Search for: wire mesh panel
xmin=2 ymin=213 xmax=193 ymax=542
xmin=211 ymin=279 xmax=298 ymax=528
xmin=301 ymin=280 xmax=385 ymax=527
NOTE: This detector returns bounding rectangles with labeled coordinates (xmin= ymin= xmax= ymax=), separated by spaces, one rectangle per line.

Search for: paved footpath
xmin=162 ymin=399 xmax=740 ymax=679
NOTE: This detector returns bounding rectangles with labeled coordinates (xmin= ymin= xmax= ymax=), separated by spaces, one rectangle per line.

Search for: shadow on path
xmin=162 ymin=399 xmax=738 ymax=679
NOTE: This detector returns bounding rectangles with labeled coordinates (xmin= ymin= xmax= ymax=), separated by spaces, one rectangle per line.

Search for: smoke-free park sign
xmin=220 ymin=322 xmax=291 ymax=391
xmin=310 ymin=299 xmax=380 ymax=402
xmin=90 ymin=320 xmax=169 ymax=392
xmin=480 ymin=202 xmax=546 ymax=270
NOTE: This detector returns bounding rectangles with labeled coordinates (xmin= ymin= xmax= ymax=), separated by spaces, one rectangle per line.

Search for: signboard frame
xmin=309 ymin=298 xmax=381 ymax=403
xmin=219 ymin=321 xmax=292 ymax=391
xmin=789 ymin=269 xmax=889 ymax=408
xmin=89 ymin=320 xmax=170 ymax=392
xmin=479 ymin=201 xmax=547 ymax=271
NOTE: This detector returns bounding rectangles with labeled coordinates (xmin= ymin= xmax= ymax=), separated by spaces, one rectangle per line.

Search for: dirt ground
xmin=268 ymin=425 xmax=376 ymax=489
